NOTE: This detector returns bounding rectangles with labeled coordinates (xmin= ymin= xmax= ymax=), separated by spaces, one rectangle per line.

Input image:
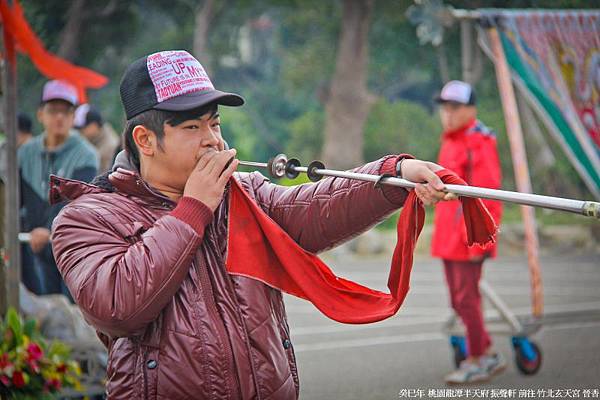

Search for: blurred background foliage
xmin=15 ymin=0 xmax=597 ymax=213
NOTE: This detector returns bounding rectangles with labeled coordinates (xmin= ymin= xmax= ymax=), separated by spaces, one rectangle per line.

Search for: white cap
xmin=74 ymin=104 xmax=90 ymax=128
xmin=435 ymin=80 xmax=475 ymax=105
xmin=41 ymin=80 xmax=78 ymax=106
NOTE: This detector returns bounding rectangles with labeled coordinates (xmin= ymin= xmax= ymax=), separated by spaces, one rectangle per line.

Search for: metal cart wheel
xmin=512 ymin=337 xmax=542 ymax=375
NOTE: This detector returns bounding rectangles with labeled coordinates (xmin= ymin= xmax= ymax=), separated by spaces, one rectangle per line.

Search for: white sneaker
xmin=445 ymin=354 xmax=507 ymax=385
xmin=480 ymin=353 xmax=507 ymax=376
xmin=444 ymin=360 xmax=490 ymax=384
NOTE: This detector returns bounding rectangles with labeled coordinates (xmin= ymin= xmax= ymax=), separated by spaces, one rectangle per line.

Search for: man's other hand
xmin=400 ymin=159 xmax=457 ymax=205
xmin=30 ymin=227 xmax=51 ymax=253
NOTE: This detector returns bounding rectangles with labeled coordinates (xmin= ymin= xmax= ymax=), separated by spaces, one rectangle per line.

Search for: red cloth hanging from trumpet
xmin=0 ymin=0 xmax=108 ymax=102
xmin=226 ymin=169 xmax=498 ymax=324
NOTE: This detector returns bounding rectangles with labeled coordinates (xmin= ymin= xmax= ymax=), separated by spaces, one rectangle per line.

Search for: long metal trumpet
xmin=238 ymin=154 xmax=600 ymax=219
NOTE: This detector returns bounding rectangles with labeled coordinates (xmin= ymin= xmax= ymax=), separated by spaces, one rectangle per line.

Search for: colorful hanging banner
xmin=481 ymin=10 xmax=600 ymax=199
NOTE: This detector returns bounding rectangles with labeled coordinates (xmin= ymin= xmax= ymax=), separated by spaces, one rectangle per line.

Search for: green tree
xmin=364 ymin=99 xmax=441 ymax=163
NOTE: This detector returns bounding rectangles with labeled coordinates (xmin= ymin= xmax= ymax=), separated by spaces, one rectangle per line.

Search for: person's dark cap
xmin=120 ymin=50 xmax=244 ymax=120
xmin=17 ymin=112 xmax=32 ymax=133
xmin=434 ymin=80 xmax=476 ymax=105
xmin=74 ymin=104 xmax=103 ymax=129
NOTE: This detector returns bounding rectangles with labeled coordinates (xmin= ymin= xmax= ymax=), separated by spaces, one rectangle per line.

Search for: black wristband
xmin=395 ymin=158 xmax=406 ymax=178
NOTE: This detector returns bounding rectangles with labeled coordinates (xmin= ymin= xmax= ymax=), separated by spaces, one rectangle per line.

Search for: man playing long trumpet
xmin=50 ymin=50 xmax=492 ymax=399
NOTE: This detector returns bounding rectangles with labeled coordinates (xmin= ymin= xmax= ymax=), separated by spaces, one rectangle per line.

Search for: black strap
xmin=374 ymin=173 xmax=394 ymax=189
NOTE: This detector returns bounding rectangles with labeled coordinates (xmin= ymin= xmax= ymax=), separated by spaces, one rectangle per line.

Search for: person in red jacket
xmin=430 ymin=80 xmax=505 ymax=384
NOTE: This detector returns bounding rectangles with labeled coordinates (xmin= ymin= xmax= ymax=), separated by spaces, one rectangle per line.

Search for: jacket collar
xmin=49 ymin=174 xmax=104 ymax=205
xmin=108 ymin=151 xmax=173 ymax=204
xmin=50 ymin=151 xmax=175 ymax=208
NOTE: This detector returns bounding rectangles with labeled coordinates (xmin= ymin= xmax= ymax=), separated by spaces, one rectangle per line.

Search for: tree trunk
xmin=57 ymin=0 xmax=87 ymax=62
xmin=321 ymin=0 xmax=375 ymax=170
xmin=193 ymin=0 xmax=216 ymax=72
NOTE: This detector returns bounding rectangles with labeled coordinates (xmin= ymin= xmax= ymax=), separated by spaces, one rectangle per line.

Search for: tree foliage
xmin=14 ymin=0 xmax=597 ymax=199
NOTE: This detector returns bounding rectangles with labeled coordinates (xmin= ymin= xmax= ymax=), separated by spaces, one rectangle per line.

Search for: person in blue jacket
xmin=19 ymin=80 xmax=99 ymax=297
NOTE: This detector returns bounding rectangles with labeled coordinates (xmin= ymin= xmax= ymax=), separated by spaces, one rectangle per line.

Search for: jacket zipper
xmin=196 ymin=250 xmax=241 ymax=399
xmin=163 ymin=191 xmax=240 ymax=398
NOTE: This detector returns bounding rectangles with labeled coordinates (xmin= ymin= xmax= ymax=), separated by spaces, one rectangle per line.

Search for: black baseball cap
xmin=120 ymin=50 xmax=244 ymax=120
xmin=74 ymin=104 xmax=103 ymax=129
xmin=18 ymin=112 xmax=33 ymax=133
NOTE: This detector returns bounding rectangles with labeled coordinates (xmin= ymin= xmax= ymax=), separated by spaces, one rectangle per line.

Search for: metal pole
xmin=2 ymin=28 xmax=20 ymax=312
xmin=460 ymin=19 xmax=474 ymax=84
xmin=450 ymin=9 xmax=481 ymax=20
xmin=480 ymin=280 xmax=523 ymax=334
xmin=237 ymin=161 xmax=599 ymax=218
xmin=239 ymin=161 xmax=268 ymax=169
xmin=313 ymin=168 xmax=596 ymax=216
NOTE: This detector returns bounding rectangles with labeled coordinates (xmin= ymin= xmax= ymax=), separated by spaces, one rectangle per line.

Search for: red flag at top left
xmin=0 ymin=0 xmax=108 ymax=102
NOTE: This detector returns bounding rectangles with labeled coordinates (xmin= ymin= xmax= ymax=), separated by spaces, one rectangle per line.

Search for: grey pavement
xmin=286 ymin=251 xmax=600 ymax=400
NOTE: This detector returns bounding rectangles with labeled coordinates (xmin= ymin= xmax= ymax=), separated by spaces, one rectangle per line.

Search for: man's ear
xmin=132 ymin=125 xmax=156 ymax=157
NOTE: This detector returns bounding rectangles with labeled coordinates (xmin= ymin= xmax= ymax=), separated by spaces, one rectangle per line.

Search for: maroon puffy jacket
xmin=51 ymin=154 xmax=406 ymax=399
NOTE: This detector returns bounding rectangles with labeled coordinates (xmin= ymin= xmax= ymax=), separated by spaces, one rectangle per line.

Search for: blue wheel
xmin=450 ymin=336 xmax=467 ymax=368
xmin=512 ymin=337 xmax=542 ymax=375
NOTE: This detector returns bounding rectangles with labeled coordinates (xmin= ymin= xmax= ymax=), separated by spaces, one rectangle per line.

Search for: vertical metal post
xmin=2 ymin=25 xmax=20 ymax=312
xmin=488 ymin=27 xmax=543 ymax=318
xmin=460 ymin=19 xmax=473 ymax=84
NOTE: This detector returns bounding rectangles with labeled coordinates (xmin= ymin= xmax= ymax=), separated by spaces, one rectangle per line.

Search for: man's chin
xmin=50 ymin=129 xmax=70 ymax=137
